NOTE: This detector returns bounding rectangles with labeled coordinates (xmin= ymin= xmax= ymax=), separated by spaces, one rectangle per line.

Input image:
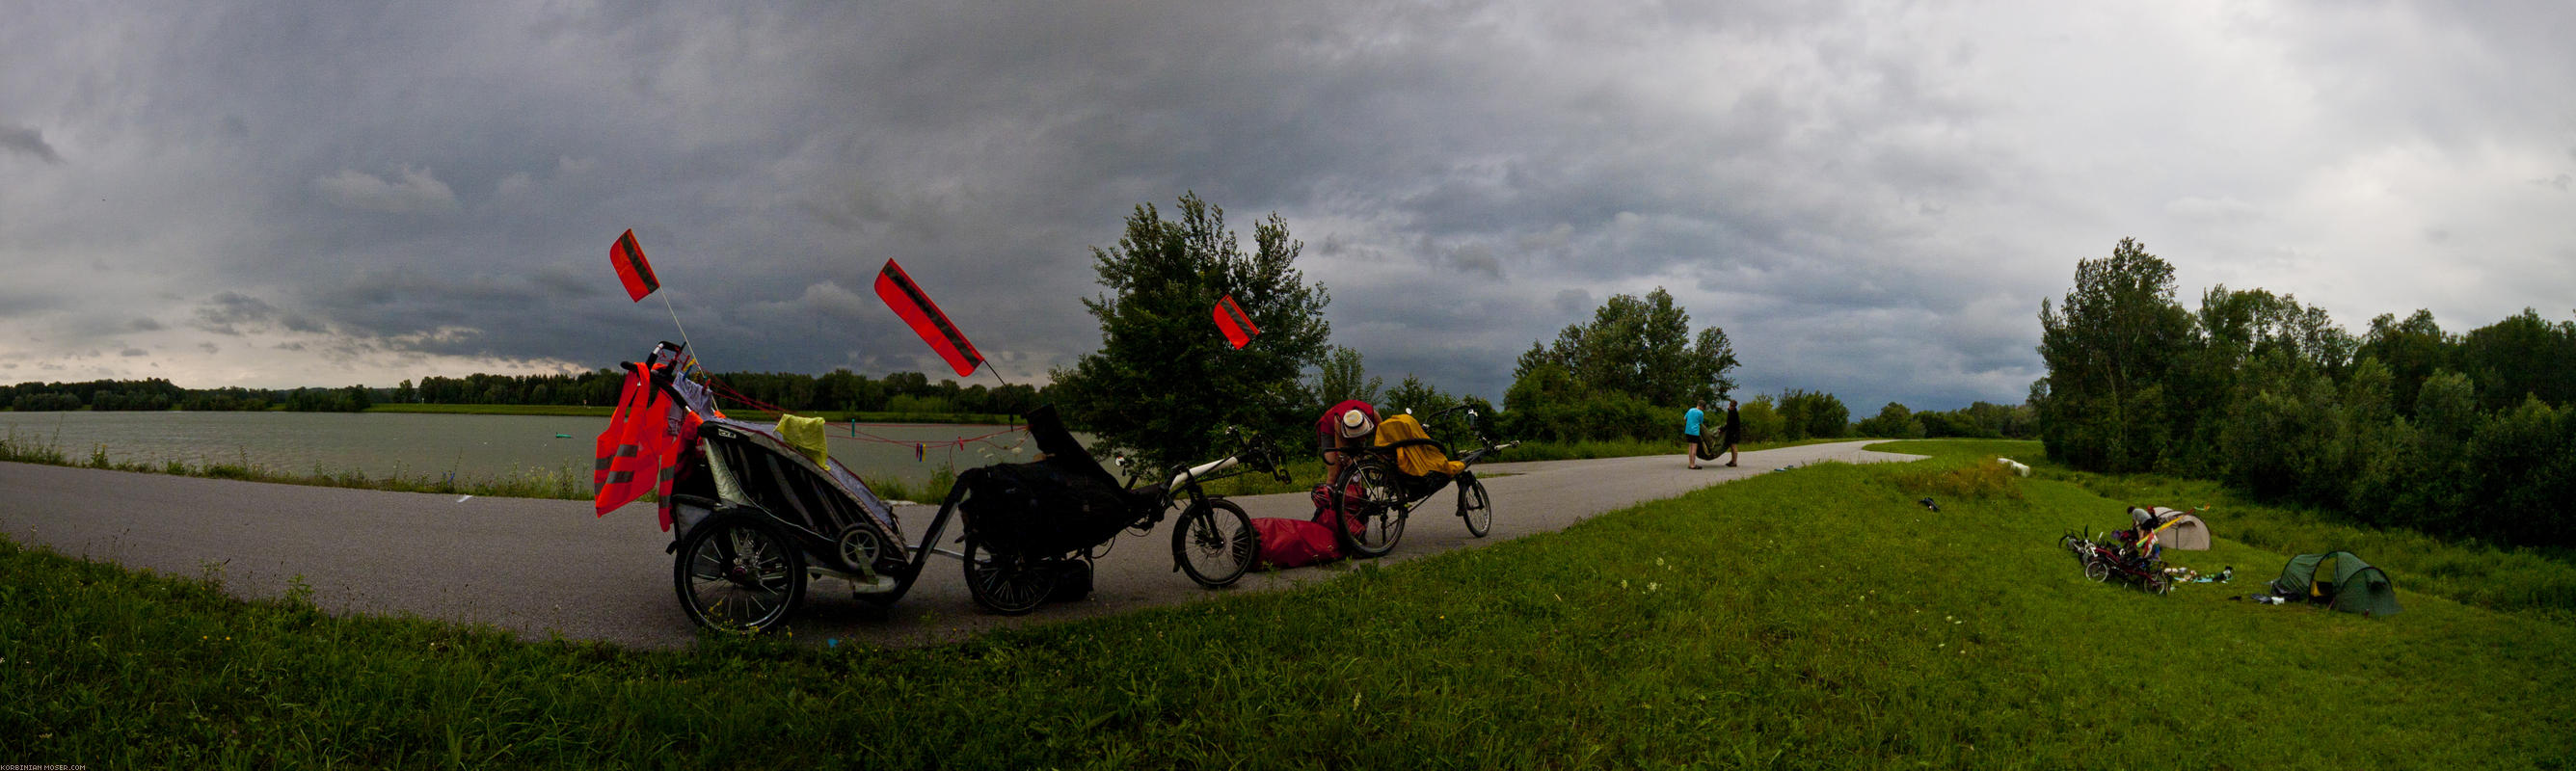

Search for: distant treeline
xmin=1464 ymin=288 xmax=2034 ymax=445
xmin=2 ymin=378 xmax=384 ymax=413
xmin=2037 ymin=238 xmax=2576 ymax=548
xmin=406 ymin=369 xmax=1053 ymax=416
xmin=0 ymin=379 xmax=311 ymax=412
xmin=3 ymin=369 xmax=1056 ymax=418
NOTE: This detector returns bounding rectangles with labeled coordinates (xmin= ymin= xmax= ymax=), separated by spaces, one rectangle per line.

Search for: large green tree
xmin=1515 ymin=287 xmax=1738 ymax=407
xmin=1050 ymin=193 xmax=1330 ymax=468
xmin=2035 ymin=237 xmax=2197 ymax=472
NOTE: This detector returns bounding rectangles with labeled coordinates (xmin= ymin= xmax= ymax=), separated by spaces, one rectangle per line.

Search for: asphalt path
xmin=0 ymin=440 xmax=1922 ymax=650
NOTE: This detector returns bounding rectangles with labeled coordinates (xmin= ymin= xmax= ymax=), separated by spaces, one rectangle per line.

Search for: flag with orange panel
xmin=609 ymin=229 xmax=660 ymax=302
xmin=873 ymin=259 xmax=985 ymax=378
xmin=1214 ymin=294 xmax=1260 ymax=349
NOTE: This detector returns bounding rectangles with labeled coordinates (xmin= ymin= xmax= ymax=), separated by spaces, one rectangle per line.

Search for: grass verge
xmin=6 ymin=439 xmax=2571 ymax=767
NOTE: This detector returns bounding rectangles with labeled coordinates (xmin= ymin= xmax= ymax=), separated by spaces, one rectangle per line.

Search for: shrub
xmin=1892 ymin=456 xmax=2026 ymax=500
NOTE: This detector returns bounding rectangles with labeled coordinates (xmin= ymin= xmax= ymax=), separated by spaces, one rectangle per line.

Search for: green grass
xmin=4 ymin=439 xmax=2571 ymax=768
xmin=1501 ymin=436 xmax=1866 ymax=463
xmin=4 ymin=429 xmax=596 ymax=501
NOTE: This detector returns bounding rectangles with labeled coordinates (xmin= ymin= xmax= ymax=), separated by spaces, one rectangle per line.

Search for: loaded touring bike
xmin=1327 ymin=406 xmax=1518 ymax=558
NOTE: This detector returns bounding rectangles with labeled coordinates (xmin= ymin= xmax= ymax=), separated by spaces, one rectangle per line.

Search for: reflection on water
xmin=0 ymin=411 xmax=1053 ymax=488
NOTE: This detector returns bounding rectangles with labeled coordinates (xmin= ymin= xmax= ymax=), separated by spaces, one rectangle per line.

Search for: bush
xmin=1775 ymin=389 xmax=1849 ymax=440
xmin=1892 ymin=456 xmax=2025 ymax=500
xmin=1733 ymin=395 xmax=1785 ymax=444
xmin=1855 ymin=402 xmax=1926 ymax=439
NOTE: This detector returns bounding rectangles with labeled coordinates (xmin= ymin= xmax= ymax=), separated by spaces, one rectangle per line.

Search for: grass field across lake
xmin=4 ymin=439 xmax=2569 ymax=767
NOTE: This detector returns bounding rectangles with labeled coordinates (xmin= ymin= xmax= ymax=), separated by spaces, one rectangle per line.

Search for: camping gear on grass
xmin=2155 ymin=513 xmax=2211 ymax=550
xmin=2267 ymin=551 xmax=2402 ymax=616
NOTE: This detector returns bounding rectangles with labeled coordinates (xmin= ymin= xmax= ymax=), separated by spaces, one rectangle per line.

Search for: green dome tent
xmin=2267 ymin=551 xmax=2401 ymax=617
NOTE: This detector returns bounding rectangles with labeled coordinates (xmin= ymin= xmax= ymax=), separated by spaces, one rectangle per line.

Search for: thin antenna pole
xmin=659 ymin=290 xmax=698 ymax=367
xmin=983 ymin=361 xmax=1010 ymax=389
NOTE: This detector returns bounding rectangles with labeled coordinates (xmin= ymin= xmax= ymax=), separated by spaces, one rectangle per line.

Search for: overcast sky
xmin=5 ymin=1 xmax=2570 ymax=411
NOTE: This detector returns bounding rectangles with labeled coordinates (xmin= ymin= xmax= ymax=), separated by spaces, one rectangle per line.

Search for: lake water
xmin=0 ymin=411 xmax=1051 ymax=487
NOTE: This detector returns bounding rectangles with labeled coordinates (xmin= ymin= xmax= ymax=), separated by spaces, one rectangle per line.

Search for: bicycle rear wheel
xmin=963 ymin=535 xmax=1060 ymax=616
xmin=1173 ymin=498 xmax=1257 ymax=588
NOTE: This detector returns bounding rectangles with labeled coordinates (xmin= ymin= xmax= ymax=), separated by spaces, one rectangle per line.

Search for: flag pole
xmin=658 ymin=290 xmax=696 ymax=368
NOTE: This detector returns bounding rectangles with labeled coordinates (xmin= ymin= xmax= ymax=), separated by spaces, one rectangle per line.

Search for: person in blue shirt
xmin=1681 ymin=400 xmax=1708 ymax=469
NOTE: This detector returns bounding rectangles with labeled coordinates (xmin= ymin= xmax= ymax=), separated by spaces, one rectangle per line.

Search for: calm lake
xmin=0 ymin=411 xmax=1049 ymax=487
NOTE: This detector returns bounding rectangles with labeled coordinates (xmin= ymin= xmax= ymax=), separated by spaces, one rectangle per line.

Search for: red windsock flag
xmin=873 ymin=259 xmax=985 ymax=378
xmin=1214 ymin=294 xmax=1260 ymax=349
xmin=609 ymin=229 xmax=660 ymax=302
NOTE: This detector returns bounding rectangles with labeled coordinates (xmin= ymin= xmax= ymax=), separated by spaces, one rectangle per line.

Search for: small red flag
xmin=609 ymin=229 xmax=660 ymax=302
xmin=873 ymin=259 xmax=985 ymax=378
xmin=1214 ymin=294 xmax=1260 ymax=349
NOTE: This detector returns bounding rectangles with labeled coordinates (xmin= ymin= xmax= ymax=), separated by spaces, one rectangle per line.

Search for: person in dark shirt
xmin=1719 ymin=398 xmax=1742 ymax=467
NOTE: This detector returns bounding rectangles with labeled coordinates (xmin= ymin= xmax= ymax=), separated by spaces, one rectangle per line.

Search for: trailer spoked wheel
xmin=674 ymin=515 xmax=807 ymax=632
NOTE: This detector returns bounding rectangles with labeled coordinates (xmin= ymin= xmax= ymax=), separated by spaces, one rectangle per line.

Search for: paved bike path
xmin=0 ymin=441 xmax=1921 ymax=650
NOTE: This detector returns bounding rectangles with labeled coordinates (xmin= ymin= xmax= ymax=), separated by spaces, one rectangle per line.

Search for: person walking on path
xmin=1719 ymin=398 xmax=1742 ymax=467
xmin=1682 ymin=400 xmax=1708 ymax=469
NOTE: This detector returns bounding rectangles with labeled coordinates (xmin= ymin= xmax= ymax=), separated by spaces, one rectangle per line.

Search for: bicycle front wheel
xmin=1336 ymin=463 xmax=1406 ymax=558
xmin=1173 ymin=498 xmax=1257 ymax=588
xmin=1458 ymin=475 xmax=1492 ymax=538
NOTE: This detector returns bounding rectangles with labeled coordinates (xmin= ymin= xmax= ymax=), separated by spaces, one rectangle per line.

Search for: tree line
xmin=2036 ymin=237 xmax=2576 ymax=548
xmin=0 ymin=379 xmax=353 ymax=412
xmin=2 ymin=369 xmax=1053 ymax=417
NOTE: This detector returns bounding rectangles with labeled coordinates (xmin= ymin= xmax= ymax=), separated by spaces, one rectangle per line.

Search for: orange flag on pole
xmin=873 ymin=259 xmax=985 ymax=378
xmin=1214 ymin=294 xmax=1260 ymax=349
xmin=609 ymin=229 xmax=660 ymax=302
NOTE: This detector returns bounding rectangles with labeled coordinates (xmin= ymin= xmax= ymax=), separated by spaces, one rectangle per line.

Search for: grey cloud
xmin=4 ymin=1 xmax=2570 ymax=407
xmin=193 ymin=293 xmax=281 ymax=335
xmin=121 ymin=347 xmax=147 ymax=357
xmin=127 ymin=317 xmax=165 ymax=332
xmin=0 ymin=123 xmax=62 ymax=163
xmin=313 ymin=167 xmax=461 ymax=214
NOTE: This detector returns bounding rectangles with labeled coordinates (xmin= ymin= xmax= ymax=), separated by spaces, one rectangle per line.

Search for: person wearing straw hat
xmin=1317 ymin=399 xmax=1381 ymax=483
xmin=1312 ymin=400 xmax=1382 ymax=532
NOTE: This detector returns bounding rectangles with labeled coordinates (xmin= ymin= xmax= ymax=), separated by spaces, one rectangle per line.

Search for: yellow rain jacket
xmin=776 ymin=413 xmax=831 ymax=466
xmin=1375 ymin=414 xmax=1464 ymax=477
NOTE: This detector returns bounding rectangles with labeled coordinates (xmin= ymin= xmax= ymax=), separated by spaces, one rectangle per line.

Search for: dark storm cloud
xmin=0 ymin=123 xmax=61 ymax=163
xmin=4 ymin=1 xmax=2571 ymax=405
xmin=193 ymin=292 xmax=281 ymax=336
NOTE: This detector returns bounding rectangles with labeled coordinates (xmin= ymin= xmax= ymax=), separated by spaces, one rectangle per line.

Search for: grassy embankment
xmin=5 ymin=439 xmax=2570 ymax=767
